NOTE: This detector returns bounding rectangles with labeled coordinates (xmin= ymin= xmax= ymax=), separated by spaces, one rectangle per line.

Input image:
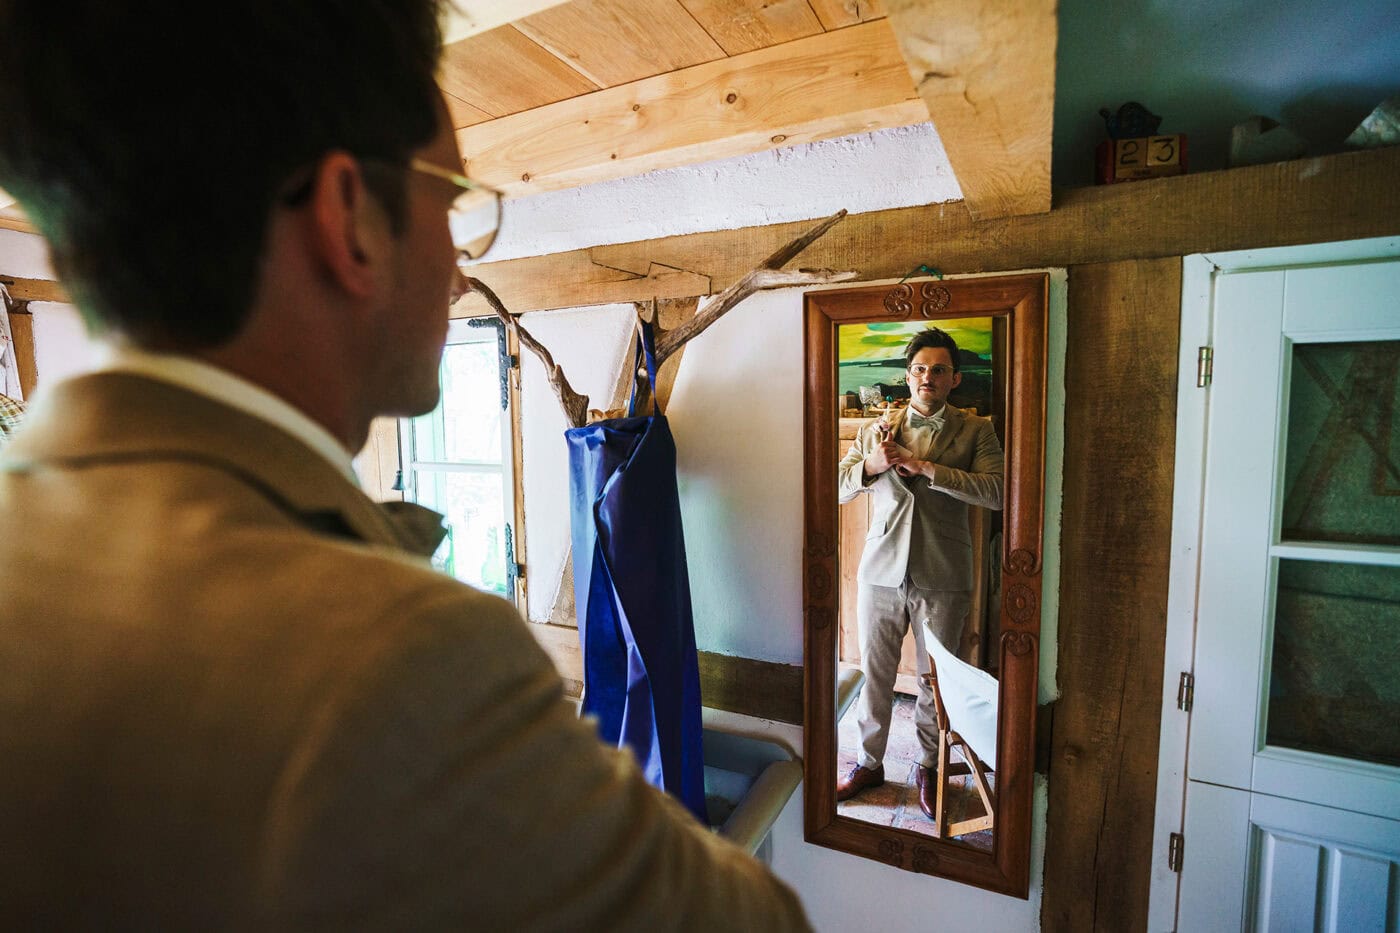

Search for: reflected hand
xmin=863 ymin=423 xmax=902 ymax=476
xmin=895 ymin=458 xmax=933 ymax=480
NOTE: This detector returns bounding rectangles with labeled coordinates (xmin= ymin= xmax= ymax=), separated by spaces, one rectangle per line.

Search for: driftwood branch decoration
xmin=463 ymin=276 xmax=591 ymax=428
xmin=653 ymin=209 xmax=855 ymax=362
xmin=465 ymin=208 xmax=855 ymax=428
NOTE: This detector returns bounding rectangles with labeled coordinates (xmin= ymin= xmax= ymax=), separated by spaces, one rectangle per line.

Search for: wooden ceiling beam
xmin=884 ymin=0 xmax=1056 ymax=219
xmin=0 ymin=210 xmax=37 ymax=235
xmin=0 ymin=276 xmax=67 ymax=303
xmin=453 ymin=148 xmax=1400 ymax=316
xmin=456 ymin=18 xmax=928 ymax=197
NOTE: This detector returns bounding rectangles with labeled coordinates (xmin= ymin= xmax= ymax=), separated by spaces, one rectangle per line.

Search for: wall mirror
xmin=803 ymin=274 xmax=1048 ymax=897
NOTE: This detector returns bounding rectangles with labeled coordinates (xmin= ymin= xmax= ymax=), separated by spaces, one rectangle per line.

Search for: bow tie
xmin=906 ymin=410 xmax=945 ymax=431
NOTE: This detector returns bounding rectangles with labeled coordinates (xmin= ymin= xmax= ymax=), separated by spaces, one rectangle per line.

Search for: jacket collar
xmin=2 ymin=372 xmax=443 ymax=556
xmin=923 ymin=403 xmax=964 ymax=463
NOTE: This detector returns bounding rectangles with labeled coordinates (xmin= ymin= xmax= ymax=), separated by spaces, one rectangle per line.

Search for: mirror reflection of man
xmin=835 ymin=328 xmax=1004 ymax=818
xmin=0 ymin=1 xmax=808 ymax=927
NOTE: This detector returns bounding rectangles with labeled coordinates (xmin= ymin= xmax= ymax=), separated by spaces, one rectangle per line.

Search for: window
xmin=399 ymin=317 xmax=523 ymax=605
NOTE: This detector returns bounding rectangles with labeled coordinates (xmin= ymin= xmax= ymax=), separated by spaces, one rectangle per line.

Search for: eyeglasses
xmin=409 ymin=158 xmax=502 ymax=262
xmin=908 ymin=364 xmax=954 ymax=377
xmin=279 ymin=157 xmax=504 ymax=262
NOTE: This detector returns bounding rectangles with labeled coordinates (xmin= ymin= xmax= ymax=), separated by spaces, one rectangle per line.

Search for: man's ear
xmin=304 ymin=151 xmax=389 ymax=299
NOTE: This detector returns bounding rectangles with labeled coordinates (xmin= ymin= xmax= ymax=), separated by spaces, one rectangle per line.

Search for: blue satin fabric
xmin=563 ymin=329 xmax=706 ymax=823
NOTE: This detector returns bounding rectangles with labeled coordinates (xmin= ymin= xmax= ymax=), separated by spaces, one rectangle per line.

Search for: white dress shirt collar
xmin=905 ymin=402 xmax=947 ymax=422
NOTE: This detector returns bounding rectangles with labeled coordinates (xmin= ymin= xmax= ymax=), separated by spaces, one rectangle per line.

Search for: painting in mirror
xmin=803 ymin=275 xmax=1047 ymax=897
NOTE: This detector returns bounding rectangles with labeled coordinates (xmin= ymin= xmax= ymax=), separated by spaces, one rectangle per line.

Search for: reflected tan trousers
xmin=855 ymin=580 xmax=969 ymax=770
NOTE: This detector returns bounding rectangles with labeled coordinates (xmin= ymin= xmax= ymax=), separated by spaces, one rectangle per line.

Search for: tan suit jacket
xmin=837 ymin=405 xmax=1003 ymax=590
xmin=0 ymin=373 xmax=807 ymax=931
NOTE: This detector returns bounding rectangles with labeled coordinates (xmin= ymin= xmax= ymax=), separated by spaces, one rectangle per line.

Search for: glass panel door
xmin=1265 ymin=339 xmax=1400 ymax=769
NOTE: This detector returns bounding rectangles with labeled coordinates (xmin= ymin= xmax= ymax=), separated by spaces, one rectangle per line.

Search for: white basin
xmin=699 ymin=722 xmax=802 ymax=857
xmin=567 ymin=697 xmax=802 ymax=858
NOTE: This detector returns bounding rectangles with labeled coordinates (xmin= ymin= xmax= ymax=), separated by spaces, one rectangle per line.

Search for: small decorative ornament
xmin=1006 ymin=548 xmax=1040 ymax=577
xmin=1099 ymin=102 xmax=1161 ymax=140
xmin=1004 ymin=631 xmax=1037 ymax=657
xmin=883 ymin=283 xmax=914 ymax=318
xmin=1345 ymin=97 xmax=1400 ymax=149
xmin=913 ymin=845 xmax=941 ymax=873
xmin=919 ymin=284 xmax=952 ymax=317
xmin=1005 ymin=583 xmax=1038 ymax=622
xmin=1094 ymin=102 xmax=1187 ymax=184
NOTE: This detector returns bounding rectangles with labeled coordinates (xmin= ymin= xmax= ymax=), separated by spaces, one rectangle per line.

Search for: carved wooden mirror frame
xmin=802 ymin=273 xmax=1048 ymax=898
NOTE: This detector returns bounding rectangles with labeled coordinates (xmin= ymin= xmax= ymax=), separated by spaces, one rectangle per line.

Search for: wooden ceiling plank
xmin=438 ymin=25 xmax=600 ymax=119
xmin=443 ymin=93 xmax=494 ymax=130
xmin=513 ymin=0 xmax=725 ymax=89
xmin=440 ymin=0 xmax=572 ymax=44
xmin=884 ymin=0 xmax=1056 ymax=218
xmin=457 ymin=18 xmax=926 ymax=196
xmin=0 ymin=211 xmax=37 ymax=235
xmin=806 ymin=0 xmax=886 ymax=30
xmin=677 ymin=0 xmax=824 ymax=55
xmin=454 ymin=148 xmax=1400 ymax=315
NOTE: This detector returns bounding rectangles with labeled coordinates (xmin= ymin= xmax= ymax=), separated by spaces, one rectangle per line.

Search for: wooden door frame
xmin=1148 ymin=234 xmax=1400 ymax=932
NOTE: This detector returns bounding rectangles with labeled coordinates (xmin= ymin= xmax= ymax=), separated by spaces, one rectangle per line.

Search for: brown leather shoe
xmin=836 ymin=764 xmax=885 ymax=801
xmin=916 ymin=764 xmax=938 ymax=819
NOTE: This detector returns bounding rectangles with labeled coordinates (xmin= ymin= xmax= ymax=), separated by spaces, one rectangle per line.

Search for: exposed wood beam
xmin=884 ymin=0 xmax=1056 ymax=219
xmin=1045 ymin=256 xmax=1181 ymax=931
xmin=5 ymin=304 xmax=37 ymax=398
xmin=440 ymin=0 xmax=572 ymax=45
xmin=0 ymin=210 xmax=37 ymax=235
xmin=0 ymin=276 xmax=67 ymax=304
xmin=528 ymin=620 xmax=803 ymax=723
xmin=10 ymin=150 xmax=1399 ymax=321
xmin=455 ymin=148 xmax=1400 ymax=315
xmin=456 ymin=18 xmax=927 ymax=197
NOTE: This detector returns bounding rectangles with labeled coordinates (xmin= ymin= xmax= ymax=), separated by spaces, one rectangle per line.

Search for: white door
xmin=1178 ymin=257 xmax=1400 ymax=932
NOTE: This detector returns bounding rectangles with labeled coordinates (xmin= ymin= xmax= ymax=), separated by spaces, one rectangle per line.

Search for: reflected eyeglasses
xmin=408 ymin=159 xmax=503 ymax=262
xmin=908 ymin=364 xmax=954 ymax=377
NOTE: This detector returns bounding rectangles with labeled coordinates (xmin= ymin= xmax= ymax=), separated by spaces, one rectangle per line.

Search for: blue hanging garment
xmin=564 ymin=323 xmax=707 ymax=823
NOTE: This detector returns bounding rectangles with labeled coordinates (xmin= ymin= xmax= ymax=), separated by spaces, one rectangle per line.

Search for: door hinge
xmin=1169 ymin=832 xmax=1185 ymax=872
xmin=1196 ymin=346 xmax=1213 ymax=388
xmin=1177 ymin=671 xmax=1194 ymax=712
xmin=504 ymin=524 xmax=524 ymax=597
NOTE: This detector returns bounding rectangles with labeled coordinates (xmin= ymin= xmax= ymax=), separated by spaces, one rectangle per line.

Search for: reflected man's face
xmin=906 ymin=346 xmax=961 ymax=412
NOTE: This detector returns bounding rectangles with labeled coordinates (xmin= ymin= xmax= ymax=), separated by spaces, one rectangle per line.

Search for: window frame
xmin=398 ymin=316 xmax=527 ymax=611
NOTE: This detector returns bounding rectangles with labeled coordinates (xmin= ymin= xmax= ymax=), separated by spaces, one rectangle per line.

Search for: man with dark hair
xmin=0 ymin=2 xmax=808 ymax=928
xmin=835 ymin=326 xmax=1003 ymax=818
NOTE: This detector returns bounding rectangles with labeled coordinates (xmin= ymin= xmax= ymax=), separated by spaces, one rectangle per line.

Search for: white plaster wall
xmin=0 ymin=227 xmax=54 ymax=279
xmin=519 ymin=303 xmax=636 ymax=622
xmin=30 ymin=302 xmax=100 ymax=385
xmin=487 ymin=123 xmax=961 ymax=263
xmin=666 ymin=288 xmax=806 ymax=663
xmin=0 ymin=228 xmax=99 ymax=393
